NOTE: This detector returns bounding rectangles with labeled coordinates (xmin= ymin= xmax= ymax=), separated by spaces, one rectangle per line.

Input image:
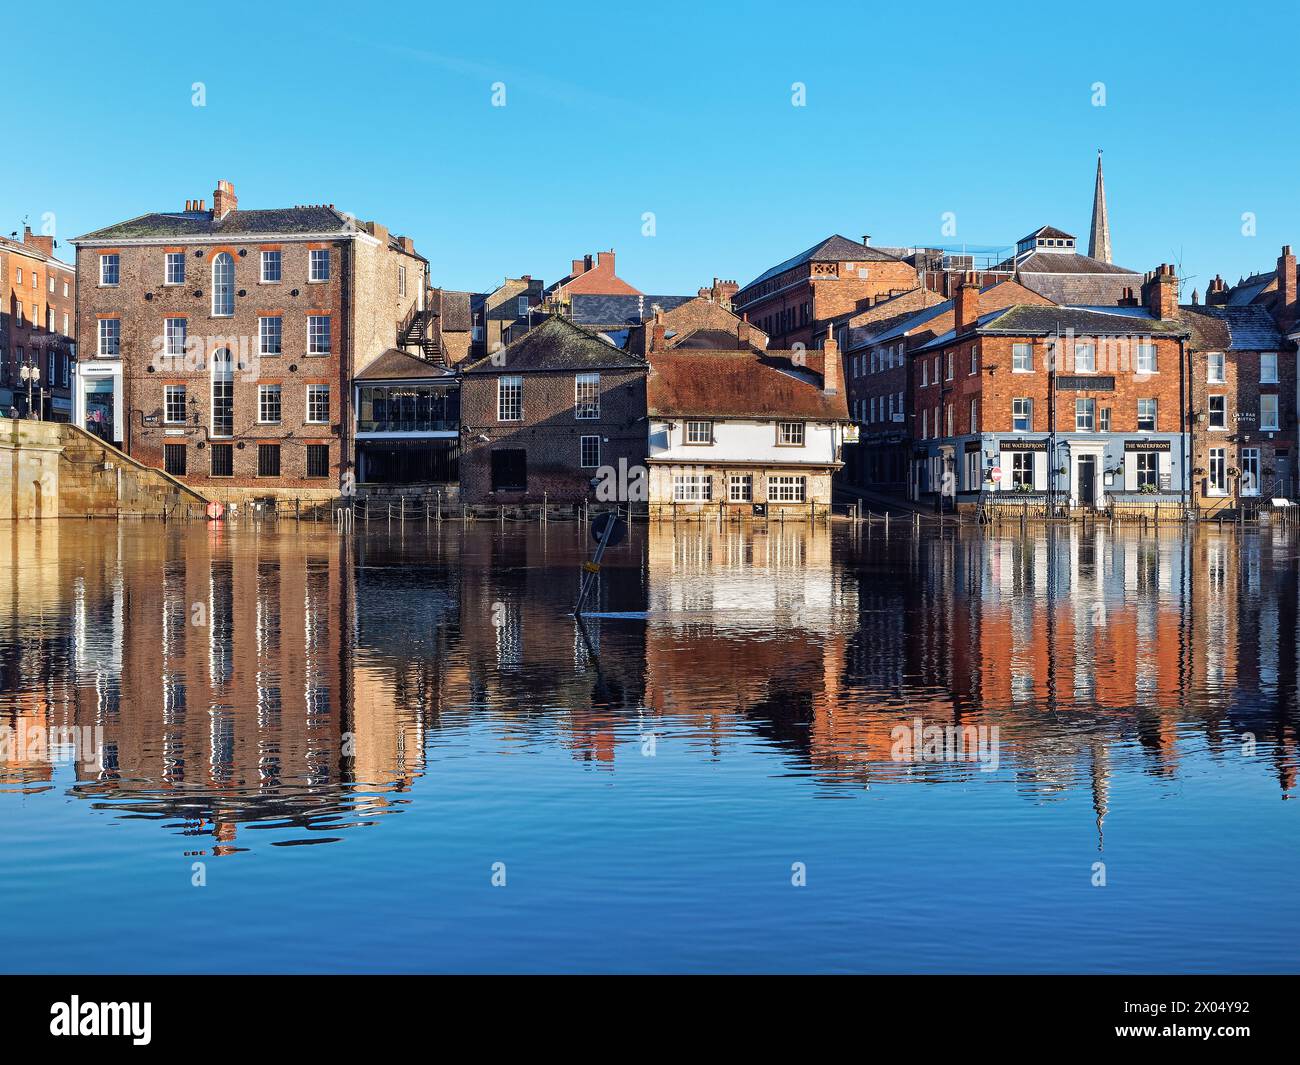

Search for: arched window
xmin=212 ymin=253 xmax=234 ymax=317
xmin=211 ymin=348 xmax=234 ymax=437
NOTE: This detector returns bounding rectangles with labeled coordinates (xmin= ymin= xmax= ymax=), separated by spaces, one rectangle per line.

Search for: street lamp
xmin=19 ymin=362 xmax=41 ymax=421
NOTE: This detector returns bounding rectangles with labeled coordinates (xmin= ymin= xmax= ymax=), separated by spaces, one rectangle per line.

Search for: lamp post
xmin=19 ymin=362 xmax=41 ymax=420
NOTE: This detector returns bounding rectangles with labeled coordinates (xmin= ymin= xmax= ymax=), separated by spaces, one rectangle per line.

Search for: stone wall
xmin=0 ymin=420 xmax=208 ymax=519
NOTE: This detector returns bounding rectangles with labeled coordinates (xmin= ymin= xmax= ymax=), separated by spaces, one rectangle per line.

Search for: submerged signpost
xmin=573 ymin=509 xmax=627 ymax=616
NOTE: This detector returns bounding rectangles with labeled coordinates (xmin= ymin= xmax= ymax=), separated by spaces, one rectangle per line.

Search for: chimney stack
xmin=1277 ymin=245 xmax=1297 ymax=324
xmin=212 ymin=180 xmax=237 ymax=220
xmin=822 ymin=325 xmax=841 ymax=395
xmin=22 ymin=226 xmax=54 ymax=257
xmin=571 ymin=258 xmax=586 ymax=277
xmin=649 ymin=307 xmax=667 ymax=353
xmin=954 ymin=272 xmax=980 ymax=332
xmin=861 ymin=234 xmax=872 ymax=247
xmin=736 ymin=311 xmax=752 ymax=350
xmin=1142 ymin=263 xmax=1179 ymax=320
xmin=1206 ymin=275 xmax=1229 ymax=306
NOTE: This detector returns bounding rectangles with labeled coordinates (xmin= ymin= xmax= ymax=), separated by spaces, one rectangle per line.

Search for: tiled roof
xmin=647 ymin=350 xmax=849 ymax=421
xmin=1178 ymin=305 xmax=1283 ymax=351
xmin=460 ymin=316 xmax=646 ymax=373
xmin=738 ymin=234 xmax=903 ymax=293
xmin=73 ymin=206 xmax=355 ymax=242
xmin=1023 ymin=225 xmax=1076 ymax=241
xmin=355 ymin=348 xmax=456 ymax=381
xmin=568 ymin=293 xmax=694 ymax=327
xmin=1013 ymin=251 xmax=1138 ymax=275
xmin=917 ymin=304 xmax=1188 ymax=351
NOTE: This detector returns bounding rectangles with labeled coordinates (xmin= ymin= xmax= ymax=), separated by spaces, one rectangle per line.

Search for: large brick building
xmin=70 ymin=180 xmax=428 ymax=501
xmin=731 ymin=234 xmax=920 ymax=350
xmin=908 ymin=266 xmax=1191 ymax=509
xmin=1179 ymin=303 xmax=1291 ymax=506
xmin=841 ymin=280 xmax=1049 ymax=493
xmin=458 ymin=316 xmax=647 ymax=505
xmin=0 ymin=227 xmax=77 ymax=420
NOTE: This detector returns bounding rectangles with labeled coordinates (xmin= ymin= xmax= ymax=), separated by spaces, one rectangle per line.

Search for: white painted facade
xmin=648 ymin=418 xmax=842 ymax=466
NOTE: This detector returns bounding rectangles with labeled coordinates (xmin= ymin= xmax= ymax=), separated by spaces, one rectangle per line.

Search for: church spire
xmin=1088 ymin=149 xmax=1112 ymax=264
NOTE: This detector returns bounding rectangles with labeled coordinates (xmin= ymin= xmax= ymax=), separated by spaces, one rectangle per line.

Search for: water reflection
xmin=0 ymin=518 xmax=1297 ymax=859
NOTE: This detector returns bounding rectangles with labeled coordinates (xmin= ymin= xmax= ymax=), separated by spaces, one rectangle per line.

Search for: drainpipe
xmin=341 ymin=238 xmax=353 ymax=496
xmin=1179 ymin=336 xmax=1190 ymax=509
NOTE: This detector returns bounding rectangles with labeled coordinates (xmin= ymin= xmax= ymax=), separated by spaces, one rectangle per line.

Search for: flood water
xmin=1 ymin=516 xmax=1297 ymax=973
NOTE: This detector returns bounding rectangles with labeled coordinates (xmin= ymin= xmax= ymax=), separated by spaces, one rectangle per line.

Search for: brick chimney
xmin=212 ymin=179 xmax=237 ymax=220
xmin=571 ymin=258 xmax=587 ymax=277
xmin=649 ymin=307 xmax=667 ymax=352
xmin=1277 ymin=245 xmax=1296 ymax=324
xmin=822 ymin=326 xmax=841 ymax=395
xmin=1206 ymin=275 xmax=1229 ymax=306
xmin=736 ymin=312 xmax=752 ymax=350
xmin=954 ymin=272 xmax=980 ymax=333
xmin=1142 ymin=263 xmax=1179 ymax=320
xmin=597 ymin=250 xmax=615 ymax=271
xmin=22 ymin=226 xmax=54 ymax=257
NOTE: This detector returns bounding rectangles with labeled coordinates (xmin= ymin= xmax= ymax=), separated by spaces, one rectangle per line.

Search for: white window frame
xmin=1260 ymin=393 xmax=1280 ymax=431
xmin=1260 ymin=352 xmax=1278 ymax=384
xmin=306 ymin=384 xmax=330 ymax=424
xmin=1075 ymin=397 xmax=1095 ymax=431
xmin=259 ymin=316 xmax=282 ymax=357
xmin=1136 ymin=343 xmax=1157 ymax=374
xmin=776 ymin=421 xmax=805 ymax=446
xmin=163 ymin=384 xmax=187 ymax=425
xmin=728 ymin=474 xmax=753 ymax=502
xmin=258 ymin=384 xmax=282 ymax=424
xmin=685 ymin=420 xmax=712 ymax=445
xmin=1012 ymin=397 xmax=1032 ymax=432
xmin=164 ymin=317 xmax=187 ymax=358
xmin=1012 ymin=342 xmax=1033 ymax=372
xmin=574 ymin=372 xmax=600 ymax=419
xmin=307 ymin=315 xmax=331 ymax=355
xmin=1074 ymin=343 xmax=1096 ymax=373
xmin=309 ymin=249 xmax=330 ymax=282
xmin=165 ymin=251 xmax=186 ymax=286
xmin=99 ymin=254 xmax=120 ymax=287
xmin=1207 ymin=351 xmax=1225 ymax=383
xmin=97 ymin=318 xmax=120 ymax=357
xmin=672 ymin=473 xmax=711 ymax=502
xmin=260 ymin=250 xmax=282 ymax=284
xmin=1137 ymin=398 xmax=1157 ymax=432
xmin=497 ymin=375 xmax=523 ymax=421
xmin=768 ymin=475 xmax=807 ymax=503
xmin=211 ymin=252 xmax=234 ymax=317
xmin=1208 ymin=394 xmax=1227 ymax=430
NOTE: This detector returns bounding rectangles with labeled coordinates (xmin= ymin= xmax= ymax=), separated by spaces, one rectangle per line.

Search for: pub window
xmin=1208 ymin=394 xmax=1226 ymax=429
xmin=1137 ymin=398 xmax=1157 ymax=431
xmin=776 ymin=421 xmax=805 ymax=446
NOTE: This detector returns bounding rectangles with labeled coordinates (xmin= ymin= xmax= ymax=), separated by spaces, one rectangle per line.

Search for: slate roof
xmin=1023 ymin=225 xmax=1076 ymax=241
xmin=648 ymin=350 xmax=849 ymax=421
xmin=738 ymin=234 xmax=904 ymax=293
xmin=460 ymin=316 xmax=646 ymax=374
xmin=1012 ymin=251 xmax=1137 ymax=276
xmin=1226 ymin=271 xmax=1275 ymax=307
xmin=355 ymin=348 xmax=456 ymax=381
xmin=568 ymin=293 xmax=694 ymax=327
xmin=73 ymin=206 xmax=355 ymax=242
xmin=1178 ymin=305 xmax=1284 ymax=351
xmin=916 ymin=304 xmax=1189 ymax=351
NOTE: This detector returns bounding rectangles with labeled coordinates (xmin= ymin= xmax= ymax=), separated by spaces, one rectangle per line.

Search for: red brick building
xmin=458 ymin=316 xmax=647 ymax=504
xmin=731 ymin=234 xmax=919 ymax=350
xmin=1180 ymin=303 xmax=1291 ymax=505
xmin=907 ymin=267 xmax=1190 ymax=510
xmin=0 ymin=227 xmax=76 ymax=420
xmin=841 ymin=280 xmax=1050 ymax=493
xmin=70 ymin=179 xmax=428 ymax=501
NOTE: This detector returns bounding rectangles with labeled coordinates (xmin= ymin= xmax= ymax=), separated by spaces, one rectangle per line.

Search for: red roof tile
xmin=647 ymin=350 xmax=849 ymax=421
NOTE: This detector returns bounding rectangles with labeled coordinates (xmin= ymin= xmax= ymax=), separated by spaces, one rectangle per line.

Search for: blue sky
xmin=8 ymin=0 xmax=1298 ymax=299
